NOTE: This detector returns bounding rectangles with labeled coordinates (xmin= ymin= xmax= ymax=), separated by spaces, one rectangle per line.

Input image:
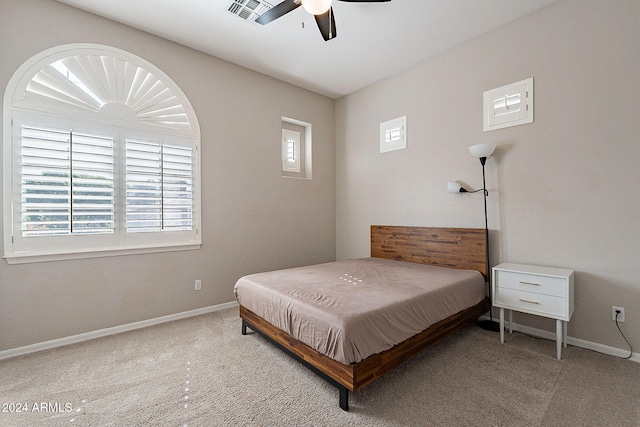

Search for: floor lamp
xmin=448 ymin=142 xmax=500 ymax=332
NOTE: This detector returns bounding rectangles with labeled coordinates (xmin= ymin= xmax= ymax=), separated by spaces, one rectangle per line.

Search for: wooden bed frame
xmin=239 ymin=225 xmax=490 ymax=411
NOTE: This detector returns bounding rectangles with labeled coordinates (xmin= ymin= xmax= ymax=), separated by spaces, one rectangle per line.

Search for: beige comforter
xmin=234 ymin=257 xmax=485 ymax=364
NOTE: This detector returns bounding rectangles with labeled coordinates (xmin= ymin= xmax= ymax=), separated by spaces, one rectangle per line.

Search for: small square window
xmin=281 ymin=117 xmax=311 ymax=179
xmin=380 ymin=116 xmax=407 ymax=153
xmin=483 ymin=78 xmax=533 ymax=132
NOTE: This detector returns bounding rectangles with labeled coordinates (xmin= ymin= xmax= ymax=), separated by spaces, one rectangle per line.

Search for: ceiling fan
xmin=256 ymin=0 xmax=391 ymax=41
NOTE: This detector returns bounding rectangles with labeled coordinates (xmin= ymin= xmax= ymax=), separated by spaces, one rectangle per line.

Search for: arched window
xmin=3 ymin=44 xmax=201 ymax=263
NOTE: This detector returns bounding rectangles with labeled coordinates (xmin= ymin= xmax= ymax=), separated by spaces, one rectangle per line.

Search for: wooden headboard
xmin=370 ymin=226 xmax=488 ymax=280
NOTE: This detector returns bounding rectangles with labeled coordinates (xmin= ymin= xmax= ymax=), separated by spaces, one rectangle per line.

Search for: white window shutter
xmin=161 ymin=143 xmax=193 ymax=231
xmin=20 ymin=125 xmax=72 ymax=236
xmin=483 ymin=78 xmax=534 ymax=132
xmin=20 ymin=125 xmax=114 ymax=237
xmin=380 ymin=116 xmax=407 ymax=153
xmin=126 ymin=139 xmax=193 ymax=233
xmin=70 ymin=131 xmax=114 ymax=234
xmin=282 ymin=129 xmax=301 ymax=173
xmin=126 ymin=139 xmax=163 ymax=232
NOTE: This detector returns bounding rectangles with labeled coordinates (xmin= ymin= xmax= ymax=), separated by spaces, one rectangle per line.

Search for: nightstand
xmin=492 ymin=263 xmax=574 ymax=360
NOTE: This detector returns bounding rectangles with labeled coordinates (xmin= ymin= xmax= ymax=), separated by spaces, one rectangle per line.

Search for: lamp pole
xmin=477 ymin=156 xmax=500 ymax=332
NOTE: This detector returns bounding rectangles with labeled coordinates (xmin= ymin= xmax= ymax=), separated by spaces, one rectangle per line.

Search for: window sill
xmin=3 ymin=241 xmax=202 ymax=264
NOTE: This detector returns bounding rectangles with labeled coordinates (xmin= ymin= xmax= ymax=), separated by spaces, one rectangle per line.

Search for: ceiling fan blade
xmin=314 ymin=7 xmax=337 ymax=41
xmin=255 ymin=0 xmax=301 ymax=25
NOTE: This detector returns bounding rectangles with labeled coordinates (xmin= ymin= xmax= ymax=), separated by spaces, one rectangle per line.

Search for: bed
xmin=234 ymin=226 xmax=490 ymax=411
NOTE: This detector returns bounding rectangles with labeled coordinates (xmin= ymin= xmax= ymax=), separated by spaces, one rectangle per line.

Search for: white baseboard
xmin=479 ymin=315 xmax=639 ymax=363
xmin=0 ymin=301 xmax=238 ymax=361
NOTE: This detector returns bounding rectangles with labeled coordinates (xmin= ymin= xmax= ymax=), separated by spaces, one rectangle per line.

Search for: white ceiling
xmin=55 ymin=0 xmax=557 ymax=99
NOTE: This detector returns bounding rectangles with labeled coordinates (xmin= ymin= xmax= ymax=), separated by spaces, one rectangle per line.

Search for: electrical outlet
xmin=195 ymin=279 xmax=202 ymax=291
xmin=612 ymin=306 xmax=625 ymax=323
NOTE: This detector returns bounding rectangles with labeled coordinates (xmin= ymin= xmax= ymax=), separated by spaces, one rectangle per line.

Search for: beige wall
xmin=0 ymin=0 xmax=336 ymax=351
xmin=336 ymin=0 xmax=640 ymax=352
xmin=2 ymin=0 xmax=638 ymax=356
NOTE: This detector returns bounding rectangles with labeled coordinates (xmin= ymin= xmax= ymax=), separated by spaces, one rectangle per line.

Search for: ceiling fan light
xmin=302 ymin=0 xmax=333 ymax=15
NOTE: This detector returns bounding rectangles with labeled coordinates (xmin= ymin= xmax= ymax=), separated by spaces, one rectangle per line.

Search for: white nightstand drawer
xmin=495 ymin=270 xmax=566 ymax=297
xmin=494 ymin=288 xmax=568 ymax=319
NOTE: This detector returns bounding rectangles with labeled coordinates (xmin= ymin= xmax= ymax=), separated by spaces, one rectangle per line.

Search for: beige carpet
xmin=1 ymin=307 xmax=638 ymax=426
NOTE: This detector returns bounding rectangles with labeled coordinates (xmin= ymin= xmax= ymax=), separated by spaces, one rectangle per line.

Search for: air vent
xmin=227 ymin=0 xmax=274 ymax=23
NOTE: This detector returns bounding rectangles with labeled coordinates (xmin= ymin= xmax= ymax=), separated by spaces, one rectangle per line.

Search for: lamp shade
xmin=302 ymin=0 xmax=333 ymax=15
xmin=447 ymin=181 xmax=468 ymax=193
xmin=469 ymin=142 xmax=496 ymax=159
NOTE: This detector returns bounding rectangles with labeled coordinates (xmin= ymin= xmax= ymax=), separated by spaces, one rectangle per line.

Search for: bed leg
xmin=339 ymin=386 xmax=349 ymax=411
xmin=241 ymin=312 xmax=350 ymax=411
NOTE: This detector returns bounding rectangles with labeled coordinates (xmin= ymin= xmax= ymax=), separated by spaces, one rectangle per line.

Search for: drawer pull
xmin=519 ymin=298 xmax=540 ymax=305
xmin=519 ymin=280 xmax=540 ymax=286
